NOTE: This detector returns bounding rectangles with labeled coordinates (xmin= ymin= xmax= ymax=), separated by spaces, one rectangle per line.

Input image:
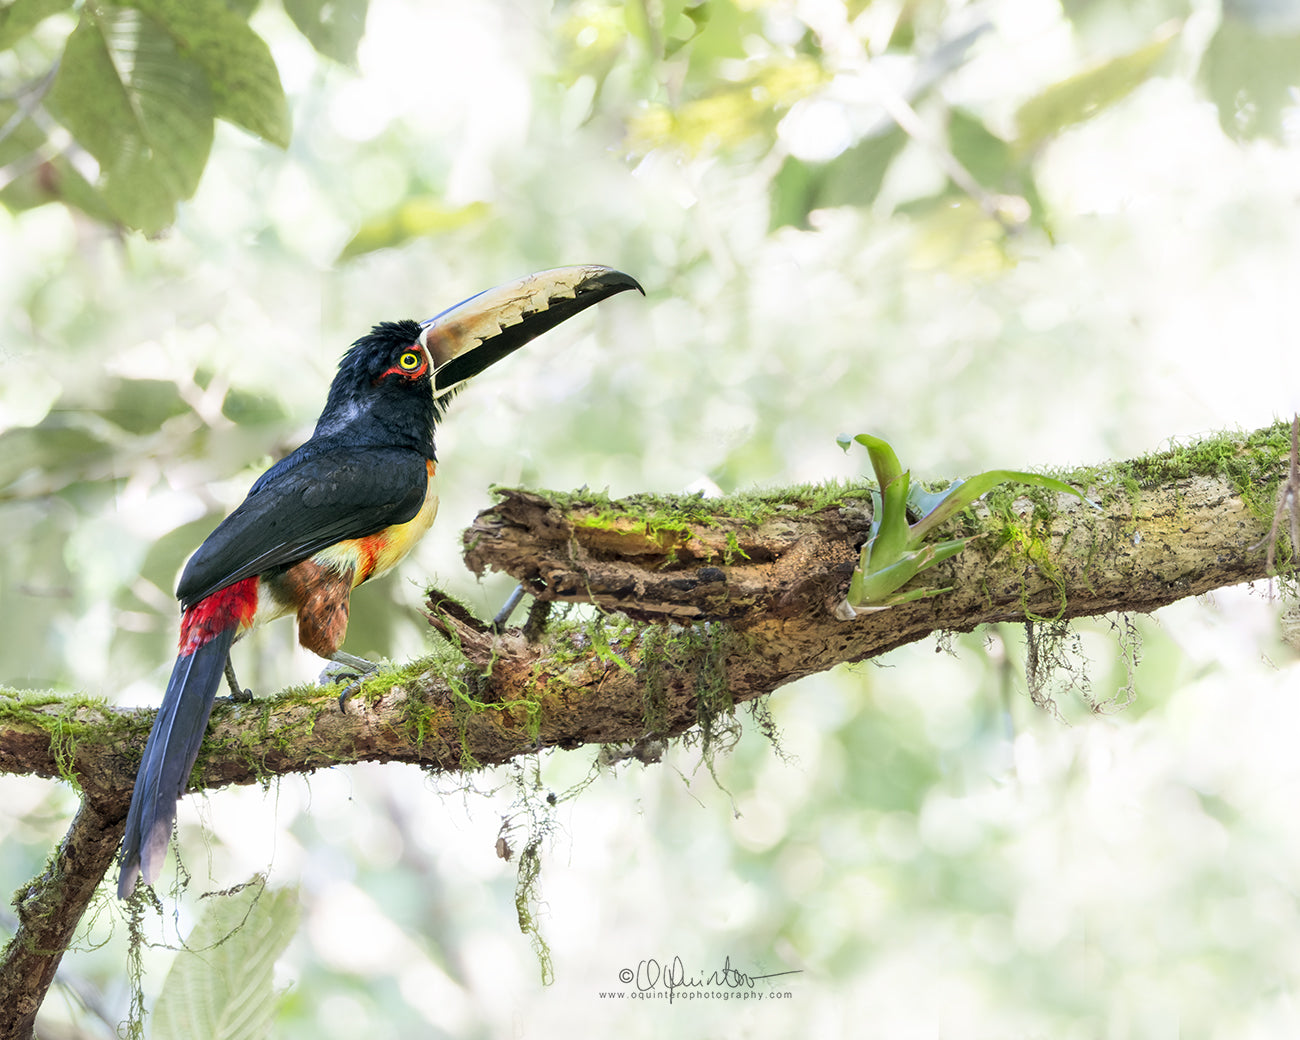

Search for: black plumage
xmin=116 ymin=267 xmax=642 ymax=898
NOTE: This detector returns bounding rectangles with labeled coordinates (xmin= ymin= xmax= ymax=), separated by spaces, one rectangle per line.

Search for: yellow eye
xmin=398 ymin=351 xmax=422 ymax=371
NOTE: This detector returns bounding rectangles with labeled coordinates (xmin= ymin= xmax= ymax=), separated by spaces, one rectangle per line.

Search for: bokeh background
xmin=3 ymin=0 xmax=1300 ymax=1035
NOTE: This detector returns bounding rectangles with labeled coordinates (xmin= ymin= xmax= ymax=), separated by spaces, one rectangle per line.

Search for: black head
xmin=312 ymin=320 xmax=438 ymax=457
xmin=306 ymin=267 xmax=642 ymax=461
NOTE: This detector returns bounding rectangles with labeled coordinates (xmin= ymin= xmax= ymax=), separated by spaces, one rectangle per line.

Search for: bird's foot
xmin=224 ymin=659 xmax=253 ymax=702
xmin=490 ymin=584 xmax=527 ymax=631
xmin=321 ymin=651 xmax=380 ymax=711
xmin=489 ymin=583 xmax=551 ymax=639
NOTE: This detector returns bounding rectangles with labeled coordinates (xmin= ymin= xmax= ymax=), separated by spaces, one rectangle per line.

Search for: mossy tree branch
xmin=464 ymin=421 xmax=1294 ymax=650
xmin=0 ymin=421 xmax=1295 ymax=1039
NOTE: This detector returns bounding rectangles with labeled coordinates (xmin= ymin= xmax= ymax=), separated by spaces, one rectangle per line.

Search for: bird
xmin=116 ymin=265 xmax=643 ymax=898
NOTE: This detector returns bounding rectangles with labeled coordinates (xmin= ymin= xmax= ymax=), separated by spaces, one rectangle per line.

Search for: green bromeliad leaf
xmin=839 ymin=432 xmax=1092 ymax=610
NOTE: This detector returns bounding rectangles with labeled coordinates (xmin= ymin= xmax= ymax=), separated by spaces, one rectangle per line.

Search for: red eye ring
xmin=379 ymin=348 xmax=428 ymax=381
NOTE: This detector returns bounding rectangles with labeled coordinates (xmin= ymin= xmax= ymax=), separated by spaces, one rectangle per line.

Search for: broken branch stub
xmin=462 ymin=489 xmax=868 ymax=624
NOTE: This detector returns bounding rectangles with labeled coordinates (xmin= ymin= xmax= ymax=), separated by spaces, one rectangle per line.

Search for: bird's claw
xmin=336 ymin=679 xmax=363 ymax=711
xmin=319 ymin=666 xmax=365 ymax=711
xmin=320 ymin=654 xmax=379 ymax=711
xmin=224 ymin=659 xmax=253 ymax=701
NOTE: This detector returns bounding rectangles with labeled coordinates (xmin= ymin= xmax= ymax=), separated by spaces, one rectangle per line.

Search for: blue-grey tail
xmin=117 ymin=628 xmax=236 ymax=898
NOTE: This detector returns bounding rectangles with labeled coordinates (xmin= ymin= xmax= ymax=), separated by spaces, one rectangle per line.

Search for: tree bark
xmin=0 ymin=420 xmax=1293 ymax=1037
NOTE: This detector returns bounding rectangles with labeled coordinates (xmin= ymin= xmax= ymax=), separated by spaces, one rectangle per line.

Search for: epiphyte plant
xmin=836 ymin=432 xmax=1093 ymax=616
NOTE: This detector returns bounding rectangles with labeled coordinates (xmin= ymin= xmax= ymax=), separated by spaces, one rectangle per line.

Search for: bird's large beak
xmin=418 ymin=265 xmax=644 ymax=396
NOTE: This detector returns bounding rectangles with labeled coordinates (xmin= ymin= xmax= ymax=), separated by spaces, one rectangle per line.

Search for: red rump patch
xmin=178 ymin=577 xmax=260 ymax=656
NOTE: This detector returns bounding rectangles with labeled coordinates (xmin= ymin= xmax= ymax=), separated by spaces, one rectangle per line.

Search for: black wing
xmin=176 ymin=442 xmax=429 ymax=610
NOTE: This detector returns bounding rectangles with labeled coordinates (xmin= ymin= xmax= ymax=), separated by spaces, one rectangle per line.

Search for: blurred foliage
xmin=151 ymin=881 xmax=299 ymax=1040
xmin=3 ymin=0 xmax=1300 ymax=1036
xmin=4 ymin=0 xmax=1295 ymax=236
xmin=1201 ymin=6 xmax=1300 ymax=140
xmin=283 ymin=0 xmax=367 ymax=64
xmin=1014 ymin=27 xmax=1176 ymax=148
xmin=0 ymin=0 xmax=312 ymax=231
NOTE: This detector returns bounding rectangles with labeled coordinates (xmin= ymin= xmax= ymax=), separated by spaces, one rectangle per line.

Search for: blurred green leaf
xmin=0 ymin=101 xmax=47 ymax=166
xmin=556 ymin=3 xmax=639 ymax=90
xmin=820 ymin=127 xmax=908 ymax=205
xmin=2 ymin=0 xmax=286 ymax=225
xmin=99 ymin=378 xmax=190 ymax=434
xmin=222 ymin=385 xmax=291 ymax=425
xmin=132 ymin=0 xmax=291 ymax=147
xmin=896 ymin=196 xmax=1015 ymax=274
xmin=1201 ymin=15 xmax=1300 ymax=141
xmin=339 ymin=198 xmax=491 ymax=260
xmin=769 ymin=155 xmax=817 ymax=230
xmin=663 ymin=0 xmax=708 ymax=58
xmin=948 ymin=108 xmax=1013 ymax=189
xmin=1059 ymin=0 xmax=1191 ymax=36
xmin=0 ymin=423 xmax=114 ymax=493
xmin=672 ymin=0 xmax=753 ymax=69
xmin=138 ymin=515 xmax=214 ymax=597
xmin=152 ymin=882 xmax=300 ymax=1040
xmin=49 ymin=6 xmax=215 ymax=232
xmin=283 ymin=0 xmax=368 ymax=65
xmin=0 ymin=158 xmax=117 ymax=221
xmin=0 ymin=0 xmax=71 ymax=49
xmin=1016 ymin=28 xmax=1177 ymax=151
xmin=770 ymin=126 xmax=907 ymax=229
xmin=0 ymin=100 xmax=117 ymax=220
xmin=627 ymin=55 xmax=823 ymax=154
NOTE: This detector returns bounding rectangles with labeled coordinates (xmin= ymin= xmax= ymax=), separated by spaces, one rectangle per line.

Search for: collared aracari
xmin=117 ymin=265 xmax=642 ymax=898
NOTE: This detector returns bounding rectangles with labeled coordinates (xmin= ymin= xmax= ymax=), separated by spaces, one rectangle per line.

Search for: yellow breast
xmin=312 ymin=459 xmax=440 ymax=586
